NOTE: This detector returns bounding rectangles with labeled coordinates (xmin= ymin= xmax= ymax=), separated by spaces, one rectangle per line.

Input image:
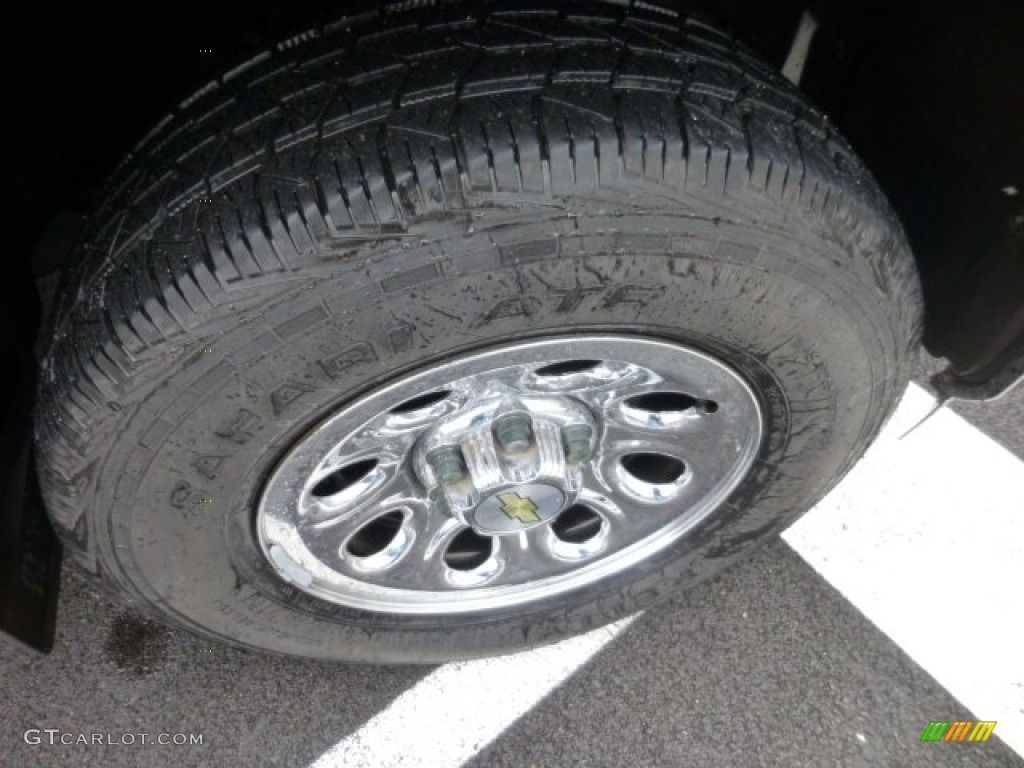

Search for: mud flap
xmin=0 ymin=233 xmax=61 ymax=654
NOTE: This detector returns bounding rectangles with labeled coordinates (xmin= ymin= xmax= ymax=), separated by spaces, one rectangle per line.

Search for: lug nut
xmin=561 ymin=423 xmax=594 ymax=463
xmin=430 ymin=488 xmax=454 ymax=518
xmin=494 ymin=413 xmax=532 ymax=453
xmin=427 ymin=445 xmax=465 ymax=484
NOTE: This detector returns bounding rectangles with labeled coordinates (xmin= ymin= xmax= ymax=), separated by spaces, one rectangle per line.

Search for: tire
xmin=35 ymin=0 xmax=921 ymax=663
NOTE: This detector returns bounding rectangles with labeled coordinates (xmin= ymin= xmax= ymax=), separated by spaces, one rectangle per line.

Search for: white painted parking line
xmin=309 ymin=616 xmax=637 ymax=768
xmin=784 ymin=383 xmax=1024 ymax=756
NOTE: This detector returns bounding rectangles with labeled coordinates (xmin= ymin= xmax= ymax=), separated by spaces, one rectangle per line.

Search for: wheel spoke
xmin=500 ymin=528 xmax=556 ymax=577
xmin=601 ymin=409 xmax=725 ymax=450
xmin=377 ymin=515 xmax=461 ymax=591
xmin=581 ymin=472 xmax=654 ymax=520
xmin=301 ymin=456 xmax=414 ymax=527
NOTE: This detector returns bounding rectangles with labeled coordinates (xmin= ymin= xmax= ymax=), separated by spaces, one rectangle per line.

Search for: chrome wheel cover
xmin=257 ymin=335 xmax=763 ymax=614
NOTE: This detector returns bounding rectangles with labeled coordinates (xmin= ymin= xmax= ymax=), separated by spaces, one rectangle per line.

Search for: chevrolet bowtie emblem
xmin=496 ymin=492 xmax=541 ymax=524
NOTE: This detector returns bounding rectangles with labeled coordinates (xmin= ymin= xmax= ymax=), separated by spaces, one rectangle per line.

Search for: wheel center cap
xmin=412 ymin=384 xmax=597 ymax=536
xmin=474 ymin=484 xmax=567 ymax=534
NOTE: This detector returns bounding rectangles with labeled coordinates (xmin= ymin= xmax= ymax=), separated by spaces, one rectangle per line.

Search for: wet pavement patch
xmin=103 ymin=613 xmax=169 ymax=676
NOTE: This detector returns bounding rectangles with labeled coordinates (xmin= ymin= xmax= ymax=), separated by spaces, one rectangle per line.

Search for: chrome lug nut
xmin=494 ymin=413 xmax=532 ymax=453
xmin=430 ymin=488 xmax=454 ymax=518
xmin=561 ymin=423 xmax=594 ymax=463
xmin=427 ymin=445 xmax=465 ymax=484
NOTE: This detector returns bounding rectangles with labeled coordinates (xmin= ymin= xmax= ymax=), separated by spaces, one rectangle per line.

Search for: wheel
xmin=35 ymin=0 xmax=921 ymax=663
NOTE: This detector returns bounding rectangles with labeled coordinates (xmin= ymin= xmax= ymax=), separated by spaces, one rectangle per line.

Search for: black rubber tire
xmin=36 ymin=0 xmax=922 ymax=663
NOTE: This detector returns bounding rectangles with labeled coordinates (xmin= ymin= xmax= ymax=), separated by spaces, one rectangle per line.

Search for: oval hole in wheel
xmin=624 ymin=392 xmax=698 ymax=413
xmin=535 ymin=360 xmax=601 ymax=377
xmin=346 ymin=511 xmax=404 ymax=558
xmin=389 ymin=390 xmax=451 ymax=414
xmin=311 ymin=458 xmax=378 ymax=498
xmin=551 ymin=505 xmax=603 ymax=544
xmin=621 ymin=453 xmax=686 ymax=484
xmin=444 ymin=529 xmax=493 ymax=571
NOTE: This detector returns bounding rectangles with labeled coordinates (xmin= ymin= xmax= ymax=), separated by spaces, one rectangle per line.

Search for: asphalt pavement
xmin=2 ymin=356 xmax=1022 ymax=768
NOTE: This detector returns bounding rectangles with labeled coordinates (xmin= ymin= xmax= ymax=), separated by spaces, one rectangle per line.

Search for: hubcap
xmin=256 ymin=336 xmax=763 ymax=614
xmin=412 ymin=384 xmax=597 ymax=534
